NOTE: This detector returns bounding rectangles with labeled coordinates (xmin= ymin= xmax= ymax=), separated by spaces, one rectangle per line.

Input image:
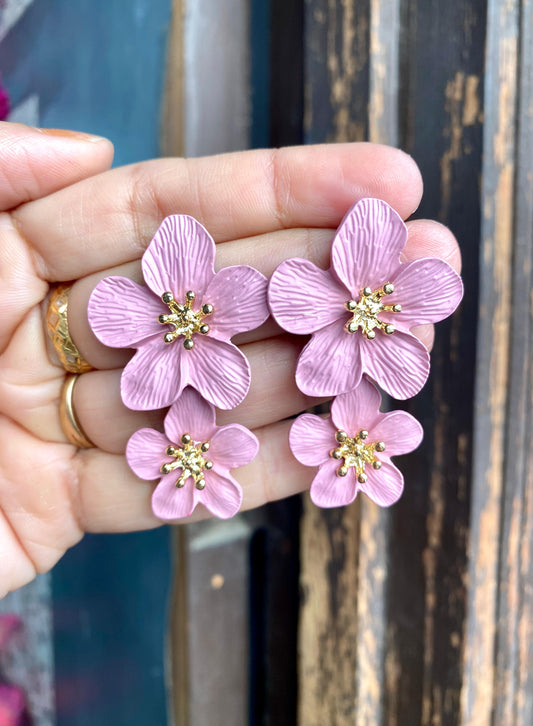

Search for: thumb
xmin=0 ymin=122 xmax=114 ymax=210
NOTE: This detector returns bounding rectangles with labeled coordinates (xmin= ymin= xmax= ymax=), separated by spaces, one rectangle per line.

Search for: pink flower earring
xmin=270 ymin=196 xmax=463 ymax=510
xmin=89 ymin=214 xmax=268 ymax=521
xmin=89 ymin=215 xmax=269 ymax=411
xmin=268 ymin=197 xmax=463 ymax=400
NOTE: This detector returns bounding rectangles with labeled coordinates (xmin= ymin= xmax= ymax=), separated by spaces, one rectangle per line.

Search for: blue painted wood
xmin=0 ymin=1 xmax=173 ymax=724
xmin=0 ymin=0 xmax=171 ymax=166
xmin=52 ymin=531 xmax=170 ymax=726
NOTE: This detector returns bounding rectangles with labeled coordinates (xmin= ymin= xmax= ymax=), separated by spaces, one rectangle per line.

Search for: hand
xmin=0 ymin=123 xmax=461 ymax=597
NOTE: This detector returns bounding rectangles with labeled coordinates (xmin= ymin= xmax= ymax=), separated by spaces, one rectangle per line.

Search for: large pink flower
xmin=126 ymin=387 xmax=258 ymax=520
xmin=89 ymin=215 xmax=269 ymax=410
xmin=290 ymin=377 xmax=423 ymax=508
xmin=268 ymin=197 xmax=463 ymax=399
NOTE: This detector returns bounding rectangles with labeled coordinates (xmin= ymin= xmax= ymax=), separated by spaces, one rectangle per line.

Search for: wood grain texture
xmin=172 ymin=520 xmax=252 ymax=726
xmin=301 ymin=1 xmax=485 ymax=724
xmin=299 ymin=2 xmax=369 ymax=723
xmin=488 ymin=0 xmax=533 ymax=723
xmin=356 ymin=2 xmax=400 ymax=722
xmin=160 ymin=0 xmax=185 ymax=158
xmin=461 ymin=0 xmax=519 ymax=722
xmin=304 ymin=0 xmax=370 ymax=144
xmin=388 ymin=2 xmax=485 ymax=723
xmin=512 ymin=8 xmax=533 ymax=722
xmin=298 ymin=503 xmax=360 ymax=725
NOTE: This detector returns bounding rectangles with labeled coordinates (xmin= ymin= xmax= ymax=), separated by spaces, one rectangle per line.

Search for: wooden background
xmin=164 ymin=0 xmax=533 ymax=724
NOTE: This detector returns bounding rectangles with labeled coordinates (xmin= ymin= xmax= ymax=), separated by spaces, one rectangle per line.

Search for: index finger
xmin=13 ymin=143 xmax=423 ymax=281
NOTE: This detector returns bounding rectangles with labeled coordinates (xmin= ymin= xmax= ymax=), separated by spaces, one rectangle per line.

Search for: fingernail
xmin=37 ymin=128 xmax=108 ymax=143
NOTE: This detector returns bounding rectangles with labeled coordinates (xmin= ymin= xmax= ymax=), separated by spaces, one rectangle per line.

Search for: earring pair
xmin=89 ymin=198 xmax=463 ymax=519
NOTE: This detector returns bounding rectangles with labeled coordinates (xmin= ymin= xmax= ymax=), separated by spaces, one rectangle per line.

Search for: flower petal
xmin=121 ymin=337 xmax=185 ymax=410
xmin=330 ymin=377 xmax=383 ymax=432
xmin=360 ymin=329 xmax=430 ymax=399
xmin=295 ymin=324 xmax=363 ymax=397
xmin=369 ymin=410 xmax=423 ymax=456
xmin=331 ymin=198 xmax=407 ymax=293
xmin=185 ymin=336 xmax=250 ymax=410
xmin=381 ymin=258 xmax=464 ymax=329
xmin=126 ymin=428 xmax=169 ymax=480
xmin=142 ymin=215 xmax=215 ymax=299
xmin=199 ymin=469 xmax=243 ymax=519
xmin=152 ymin=476 xmax=197 ymax=520
xmin=289 ymin=414 xmax=336 ymax=466
xmin=310 ymin=458 xmax=358 ymax=508
xmin=360 ymin=459 xmax=404 ymax=506
xmin=88 ymin=276 xmax=163 ymax=348
xmin=269 ymin=258 xmax=348 ymax=333
xmin=209 ymin=424 xmax=259 ymax=469
xmin=205 ymin=265 xmax=269 ymax=340
xmin=164 ymin=387 xmax=216 ymax=443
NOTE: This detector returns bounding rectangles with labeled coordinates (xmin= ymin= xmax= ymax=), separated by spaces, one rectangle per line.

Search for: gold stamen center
xmin=158 ymin=290 xmax=214 ymax=349
xmin=344 ymin=283 xmax=401 ymax=339
xmin=160 ymin=434 xmax=213 ymax=490
xmin=330 ymin=429 xmax=385 ymax=483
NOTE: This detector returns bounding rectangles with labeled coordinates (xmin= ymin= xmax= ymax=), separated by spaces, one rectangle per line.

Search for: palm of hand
xmin=0 ymin=125 xmax=460 ymax=597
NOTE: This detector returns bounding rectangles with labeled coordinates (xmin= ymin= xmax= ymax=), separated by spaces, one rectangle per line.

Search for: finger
xmin=73 ymin=336 xmax=320 ymax=453
xmin=64 ymin=218 xmax=458 ymax=370
xmin=401 ymin=218 xmax=462 ymax=272
xmin=0 ymin=122 xmax=114 ymax=210
xmin=74 ymin=418 xmax=309 ymax=533
xmin=14 ymin=143 xmax=423 ymax=280
xmin=0 ymin=415 xmax=82 ymax=597
xmin=0 ymin=125 xmax=114 ymax=355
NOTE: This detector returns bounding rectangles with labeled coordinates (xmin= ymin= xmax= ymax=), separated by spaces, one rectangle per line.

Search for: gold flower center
xmin=160 ymin=434 xmax=213 ymax=490
xmin=330 ymin=429 xmax=386 ymax=483
xmin=158 ymin=290 xmax=214 ymax=349
xmin=344 ymin=283 xmax=401 ymax=339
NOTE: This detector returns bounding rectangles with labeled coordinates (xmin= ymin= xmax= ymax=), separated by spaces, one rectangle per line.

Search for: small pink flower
xmin=126 ymin=387 xmax=258 ymax=520
xmin=89 ymin=215 xmax=269 ymax=410
xmin=269 ymin=197 xmax=463 ymax=399
xmin=290 ymin=377 xmax=423 ymax=508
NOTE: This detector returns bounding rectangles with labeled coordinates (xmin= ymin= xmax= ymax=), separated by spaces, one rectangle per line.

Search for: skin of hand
xmin=0 ymin=121 xmax=461 ymax=598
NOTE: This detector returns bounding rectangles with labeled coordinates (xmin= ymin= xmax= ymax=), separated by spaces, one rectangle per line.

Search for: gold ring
xmin=46 ymin=284 xmax=93 ymax=373
xmin=59 ymin=374 xmax=95 ymax=449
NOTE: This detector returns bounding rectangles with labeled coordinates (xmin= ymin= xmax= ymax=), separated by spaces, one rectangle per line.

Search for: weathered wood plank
xmin=165 ymin=5 xmax=299 ymax=725
xmin=163 ymin=2 xmax=254 ymax=723
xmin=460 ymin=0 xmax=519 ymax=722
xmin=493 ymin=0 xmax=533 ymax=722
xmin=182 ymin=0 xmax=250 ymax=156
xmin=298 ymin=504 xmax=360 ymax=725
xmin=171 ymin=520 xmax=253 ymax=726
xmin=303 ymin=0 xmax=370 ymax=144
xmin=384 ymin=2 xmax=485 ymax=723
xmin=161 ymin=0 xmax=185 ymax=158
xmin=355 ymin=2 xmax=400 ymax=722
xmin=299 ymin=2 xmax=369 ymax=723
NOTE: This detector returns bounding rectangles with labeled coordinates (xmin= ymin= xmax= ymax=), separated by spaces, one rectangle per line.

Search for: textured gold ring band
xmin=59 ymin=374 xmax=95 ymax=449
xmin=46 ymin=284 xmax=93 ymax=373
